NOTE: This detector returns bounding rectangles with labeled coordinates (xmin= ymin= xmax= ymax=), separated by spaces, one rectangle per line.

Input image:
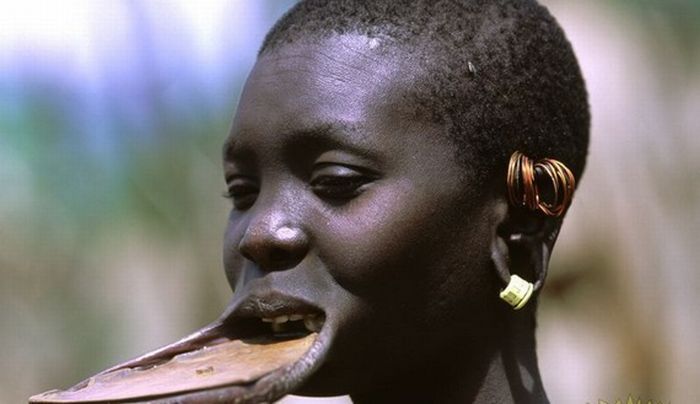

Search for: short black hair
xmin=260 ymin=0 xmax=589 ymax=188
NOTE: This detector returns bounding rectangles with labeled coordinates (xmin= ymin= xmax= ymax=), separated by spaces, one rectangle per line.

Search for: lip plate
xmin=29 ymin=332 xmax=318 ymax=403
xmin=29 ymin=290 xmax=332 ymax=403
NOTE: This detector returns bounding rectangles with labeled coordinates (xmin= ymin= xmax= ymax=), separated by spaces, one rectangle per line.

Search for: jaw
xmin=29 ymin=303 xmax=336 ymax=403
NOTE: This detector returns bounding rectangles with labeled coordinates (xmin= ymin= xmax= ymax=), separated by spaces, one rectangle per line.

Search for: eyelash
xmin=224 ymin=166 xmax=376 ymax=210
xmin=309 ymin=174 xmax=371 ymax=200
xmin=223 ymin=181 xmax=259 ymax=210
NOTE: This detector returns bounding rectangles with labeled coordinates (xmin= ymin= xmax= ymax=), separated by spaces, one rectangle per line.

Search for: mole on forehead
xmin=265 ymin=33 xmax=393 ymax=57
xmin=258 ymin=34 xmax=409 ymax=79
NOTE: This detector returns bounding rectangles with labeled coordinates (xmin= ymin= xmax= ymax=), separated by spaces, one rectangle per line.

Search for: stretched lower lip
xmin=29 ymin=314 xmax=333 ymax=403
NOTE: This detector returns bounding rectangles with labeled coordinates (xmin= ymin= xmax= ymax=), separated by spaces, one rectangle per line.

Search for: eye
xmin=224 ymin=176 xmax=259 ymax=210
xmin=310 ymin=164 xmax=376 ymax=201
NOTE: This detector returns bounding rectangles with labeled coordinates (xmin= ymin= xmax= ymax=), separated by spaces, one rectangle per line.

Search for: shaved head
xmin=261 ymin=0 xmax=589 ymax=186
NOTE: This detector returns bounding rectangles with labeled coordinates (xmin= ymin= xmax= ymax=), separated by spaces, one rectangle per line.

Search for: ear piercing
xmin=498 ymin=151 xmax=573 ymax=309
xmin=499 ymin=274 xmax=534 ymax=310
xmin=492 ymin=237 xmax=537 ymax=310
xmin=507 ymin=151 xmax=575 ymax=217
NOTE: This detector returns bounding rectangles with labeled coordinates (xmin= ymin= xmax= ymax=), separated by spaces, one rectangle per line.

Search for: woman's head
xmin=31 ymin=1 xmax=589 ymax=402
xmin=223 ymin=33 xmax=504 ymax=395
xmin=220 ymin=0 xmax=589 ymax=397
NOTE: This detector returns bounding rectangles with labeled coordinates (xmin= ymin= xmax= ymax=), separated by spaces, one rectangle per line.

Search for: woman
xmin=31 ymin=0 xmax=588 ymax=403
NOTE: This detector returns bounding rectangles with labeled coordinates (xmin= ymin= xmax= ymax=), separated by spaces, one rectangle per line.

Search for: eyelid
xmin=314 ymin=149 xmax=382 ymax=173
xmin=224 ymin=175 xmax=259 ymax=210
xmin=226 ymin=173 xmax=257 ymax=184
xmin=312 ymin=163 xmax=362 ymax=177
xmin=309 ymin=162 xmax=379 ymax=203
xmin=311 ymin=162 xmax=380 ymax=178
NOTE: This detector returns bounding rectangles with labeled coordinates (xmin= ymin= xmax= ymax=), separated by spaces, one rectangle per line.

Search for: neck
xmin=350 ymin=306 xmax=549 ymax=404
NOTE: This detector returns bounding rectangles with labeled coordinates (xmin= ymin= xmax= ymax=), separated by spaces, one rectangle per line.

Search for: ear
xmin=490 ymin=199 xmax=562 ymax=303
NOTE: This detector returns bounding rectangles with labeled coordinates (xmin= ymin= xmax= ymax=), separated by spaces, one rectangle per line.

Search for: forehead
xmin=227 ymin=35 xmax=424 ymax=147
xmin=247 ymin=35 xmax=410 ymax=109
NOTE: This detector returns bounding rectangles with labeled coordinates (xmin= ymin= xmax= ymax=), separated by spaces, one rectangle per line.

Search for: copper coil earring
xmin=507 ymin=151 xmax=575 ymax=217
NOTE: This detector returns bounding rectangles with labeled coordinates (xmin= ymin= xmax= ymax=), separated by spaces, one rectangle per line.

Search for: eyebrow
xmin=223 ymin=121 xmax=381 ymax=163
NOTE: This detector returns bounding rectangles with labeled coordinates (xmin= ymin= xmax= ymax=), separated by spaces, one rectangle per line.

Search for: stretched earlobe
xmin=491 ymin=235 xmax=512 ymax=285
xmin=492 ymin=150 xmax=573 ymax=309
xmin=490 ymin=217 xmax=559 ymax=310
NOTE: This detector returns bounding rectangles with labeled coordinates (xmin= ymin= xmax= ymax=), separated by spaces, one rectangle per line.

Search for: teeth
xmin=271 ymin=322 xmax=284 ymax=333
xmin=262 ymin=313 xmax=324 ymax=333
xmin=261 ymin=315 xmax=291 ymax=324
xmin=273 ymin=315 xmax=289 ymax=324
xmin=303 ymin=314 xmax=323 ymax=332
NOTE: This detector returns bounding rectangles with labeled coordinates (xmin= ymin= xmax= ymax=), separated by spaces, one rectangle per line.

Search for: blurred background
xmin=1 ymin=1 xmax=698 ymax=403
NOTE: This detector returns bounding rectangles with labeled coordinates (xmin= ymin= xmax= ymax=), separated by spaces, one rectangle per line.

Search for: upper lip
xmin=228 ymin=291 xmax=323 ymax=320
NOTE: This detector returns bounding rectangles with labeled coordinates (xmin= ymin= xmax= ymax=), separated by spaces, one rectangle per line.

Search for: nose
xmin=238 ymin=210 xmax=309 ymax=272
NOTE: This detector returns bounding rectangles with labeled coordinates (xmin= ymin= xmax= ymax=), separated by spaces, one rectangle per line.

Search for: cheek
xmin=222 ymin=211 xmax=247 ymax=289
xmin=318 ymin=179 xmax=466 ymax=294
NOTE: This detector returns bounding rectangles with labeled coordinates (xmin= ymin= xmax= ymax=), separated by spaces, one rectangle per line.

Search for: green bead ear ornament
xmin=499 ymin=274 xmax=534 ymax=310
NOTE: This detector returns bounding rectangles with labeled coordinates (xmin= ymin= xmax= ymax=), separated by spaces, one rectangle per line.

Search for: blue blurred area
xmin=0 ymin=1 xmax=298 ymax=401
xmin=0 ymin=0 xmax=300 ymax=239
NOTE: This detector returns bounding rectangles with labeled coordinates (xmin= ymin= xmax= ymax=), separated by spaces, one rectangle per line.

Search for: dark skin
xmin=221 ymin=34 xmax=556 ymax=403
xmin=29 ymin=32 xmax=559 ymax=404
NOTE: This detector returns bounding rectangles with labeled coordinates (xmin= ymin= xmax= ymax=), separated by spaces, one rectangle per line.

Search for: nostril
xmin=269 ymin=247 xmax=288 ymax=264
xmin=239 ymin=248 xmax=255 ymax=263
xmin=268 ymin=247 xmax=301 ymax=269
